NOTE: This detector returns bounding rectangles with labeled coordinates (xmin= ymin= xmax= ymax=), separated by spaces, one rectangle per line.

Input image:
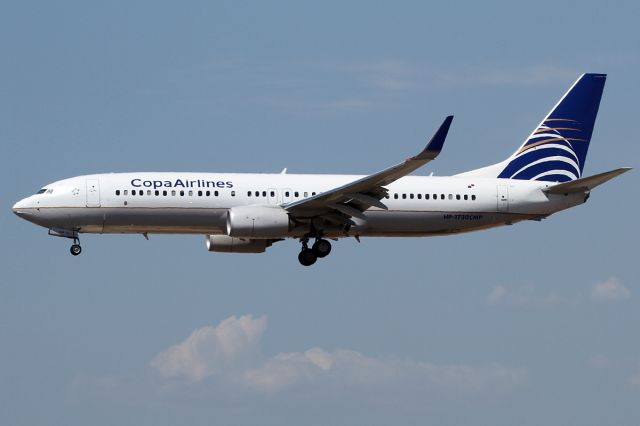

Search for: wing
xmin=285 ymin=116 xmax=453 ymax=224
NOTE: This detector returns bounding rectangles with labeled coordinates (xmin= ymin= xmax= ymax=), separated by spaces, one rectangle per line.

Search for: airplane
xmin=12 ymin=73 xmax=631 ymax=266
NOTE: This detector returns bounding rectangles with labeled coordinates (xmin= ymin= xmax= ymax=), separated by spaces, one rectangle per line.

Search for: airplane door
xmin=268 ymin=188 xmax=278 ymax=205
xmin=86 ymin=179 xmax=101 ymax=207
xmin=497 ymin=185 xmax=509 ymax=212
xmin=283 ymin=188 xmax=292 ymax=204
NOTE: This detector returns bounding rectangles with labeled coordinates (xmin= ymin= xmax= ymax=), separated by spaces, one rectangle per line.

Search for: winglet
xmin=416 ymin=115 xmax=454 ymax=160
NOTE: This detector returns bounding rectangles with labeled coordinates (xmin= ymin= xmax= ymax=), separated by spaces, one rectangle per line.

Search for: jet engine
xmin=226 ymin=206 xmax=290 ymax=238
xmin=206 ymin=235 xmax=273 ymax=253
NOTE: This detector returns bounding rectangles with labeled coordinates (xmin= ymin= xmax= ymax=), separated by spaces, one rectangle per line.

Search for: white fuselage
xmin=12 ymin=172 xmax=585 ymax=238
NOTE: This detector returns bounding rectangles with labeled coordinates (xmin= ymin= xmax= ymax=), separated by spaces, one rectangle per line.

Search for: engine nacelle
xmin=206 ymin=235 xmax=272 ymax=253
xmin=226 ymin=206 xmax=290 ymax=238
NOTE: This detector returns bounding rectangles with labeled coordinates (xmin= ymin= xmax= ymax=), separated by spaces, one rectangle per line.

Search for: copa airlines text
xmin=12 ymin=74 xmax=631 ymax=266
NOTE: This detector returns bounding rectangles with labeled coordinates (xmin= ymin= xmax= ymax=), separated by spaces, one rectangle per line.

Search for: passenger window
xmin=206 ymin=190 xmax=210 ymax=196
xmin=440 ymin=194 xmax=445 ymax=200
xmin=116 ymin=190 xmax=120 ymax=196
xmin=247 ymin=191 xmax=252 ymax=197
xmin=214 ymin=191 xmax=219 ymax=196
xmin=231 ymin=191 xmax=235 ymax=196
xmin=147 ymin=190 xmax=152 ymax=196
xmin=180 ymin=190 xmax=184 ymax=196
xmin=263 ymin=191 xmax=267 ymax=197
xmin=132 ymin=190 xmax=136 ymax=195
xmin=448 ymin=194 xmax=453 ymax=200
xmin=188 ymin=190 xmax=193 ymax=196
xmin=456 ymin=194 xmax=460 ymax=200
xmin=155 ymin=190 xmax=159 ymax=196
xmin=464 ymin=194 xmax=468 ymax=200
xmin=124 ymin=190 xmax=128 ymax=195
xmin=425 ymin=194 xmax=430 ymax=200
xmin=294 ymin=191 xmax=299 ymax=197
xmin=198 ymin=190 xmax=202 ymax=196
xmin=394 ymin=194 xmax=398 ymax=199
xmin=433 ymin=194 xmax=437 ymax=199
xmin=417 ymin=194 xmax=422 ymax=199
xmin=304 ymin=192 xmax=308 ymax=197
xmin=472 ymin=195 xmax=476 ymax=200
xmin=255 ymin=191 xmax=260 ymax=197
xmin=270 ymin=191 xmax=275 ymax=197
xmin=402 ymin=194 xmax=406 ymax=199
xmin=172 ymin=190 xmax=176 ymax=196
xmin=385 ymin=195 xmax=389 ymax=199
xmin=312 ymin=192 xmax=316 ymax=196
xmin=163 ymin=190 xmax=167 ymax=196
xmin=285 ymin=191 xmax=290 ymax=197
xmin=410 ymin=194 xmax=414 ymax=199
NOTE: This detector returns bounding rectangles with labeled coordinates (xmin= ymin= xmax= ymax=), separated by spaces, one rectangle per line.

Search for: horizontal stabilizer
xmin=543 ymin=167 xmax=631 ymax=194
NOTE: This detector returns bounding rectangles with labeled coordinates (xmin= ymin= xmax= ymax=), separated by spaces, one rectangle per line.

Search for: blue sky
xmin=1 ymin=1 xmax=638 ymax=425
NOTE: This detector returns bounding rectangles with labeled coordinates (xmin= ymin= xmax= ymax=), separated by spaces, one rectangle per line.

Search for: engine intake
xmin=226 ymin=206 xmax=290 ymax=238
xmin=206 ymin=235 xmax=272 ymax=253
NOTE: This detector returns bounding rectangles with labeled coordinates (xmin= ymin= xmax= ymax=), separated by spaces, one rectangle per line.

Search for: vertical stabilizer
xmin=458 ymin=73 xmax=607 ymax=182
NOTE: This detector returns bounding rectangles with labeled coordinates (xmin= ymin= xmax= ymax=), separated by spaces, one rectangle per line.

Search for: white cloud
xmin=243 ymin=348 xmax=526 ymax=394
xmin=435 ymin=65 xmax=578 ymax=88
xmin=586 ymin=355 xmax=611 ymax=369
xmin=486 ymin=285 xmax=560 ymax=307
xmin=346 ymin=61 xmax=576 ymax=92
xmin=150 ymin=314 xmax=267 ymax=381
xmin=345 ymin=60 xmax=419 ymax=91
xmin=151 ymin=315 xmax=527 ymax=395
xmin=486 ymin=285 xmax=508 ymax=305
xmin=590 ymin=278 xmax=630 ymax=302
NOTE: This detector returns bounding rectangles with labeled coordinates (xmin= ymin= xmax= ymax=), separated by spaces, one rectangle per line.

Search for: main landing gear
xmin=298 ymin=236 xmax=332 ymax=266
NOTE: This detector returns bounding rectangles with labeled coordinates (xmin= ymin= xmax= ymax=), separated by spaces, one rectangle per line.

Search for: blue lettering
xmin=131 ymin=179 xmax=142 ymax=187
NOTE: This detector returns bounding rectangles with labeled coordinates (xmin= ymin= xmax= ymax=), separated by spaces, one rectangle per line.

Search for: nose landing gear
xmin=48 ymin=228 xmax=83 ymax=256
xmin=70 ymin=239 xmax=82 ymax=256
xmin=298 ymin=236 xmax=332 ymax=266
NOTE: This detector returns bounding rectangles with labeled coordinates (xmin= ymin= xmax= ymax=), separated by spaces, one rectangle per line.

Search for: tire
xmin=298 ymin=248 xmax=317 ymax=266
xmin=312 ymin=239 xmax=332 ymax=258
xmin=70 ymin=244 xmax=82 ymax=256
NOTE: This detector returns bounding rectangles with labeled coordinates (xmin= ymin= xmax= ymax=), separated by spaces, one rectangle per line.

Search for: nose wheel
xmin=69 ymin=236 xmax=82 ymax=256
xmin=70 ymin=243 xmax=82 ymax=256
xmin=298 ymin=237 xmax=332 ymax=266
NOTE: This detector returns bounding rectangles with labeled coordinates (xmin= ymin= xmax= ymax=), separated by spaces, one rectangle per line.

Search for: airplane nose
xmin=12 ymin=199 xmax=30 ymax=218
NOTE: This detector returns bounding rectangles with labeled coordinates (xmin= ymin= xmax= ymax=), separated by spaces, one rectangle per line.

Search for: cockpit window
xmin=46 ymin=189 xmax=53 ymax=194
xmin=36 ymin=188 xmax=47 ymax=194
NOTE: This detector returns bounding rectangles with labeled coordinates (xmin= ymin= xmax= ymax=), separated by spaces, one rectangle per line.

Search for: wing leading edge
xmin=285 ymin=116 xmax=453 ymax=222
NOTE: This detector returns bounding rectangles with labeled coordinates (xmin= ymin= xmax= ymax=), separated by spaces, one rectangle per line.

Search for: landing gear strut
xmin=298 ymin=236 xmax=332 ymax=266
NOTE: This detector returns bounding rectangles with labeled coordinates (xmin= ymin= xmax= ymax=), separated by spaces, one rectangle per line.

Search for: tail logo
xmin=497 ymin=118 xmax=586 ymax=182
